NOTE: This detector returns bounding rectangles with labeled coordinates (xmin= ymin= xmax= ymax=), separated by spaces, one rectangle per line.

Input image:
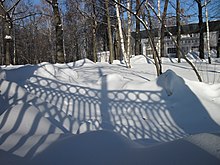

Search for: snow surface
xmin=0 ymin=55 xmax=220 ymax=164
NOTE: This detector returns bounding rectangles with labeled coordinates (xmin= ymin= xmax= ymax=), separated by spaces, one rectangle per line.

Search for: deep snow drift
xmin=0 ymin=55 xmax=220 ymax=164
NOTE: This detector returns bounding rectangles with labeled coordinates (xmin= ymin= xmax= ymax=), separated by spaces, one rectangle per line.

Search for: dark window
xmin=192 ymin=46 xmax=199 ymax=49
xmin=167 ymin=48 xmax=177 ymax=54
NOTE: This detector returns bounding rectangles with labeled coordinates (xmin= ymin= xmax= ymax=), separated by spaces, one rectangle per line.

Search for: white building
xmin=137 ymin=20 xmax=220 ymax=57
xmin=141 ymin=31 xmax=219 ymax=57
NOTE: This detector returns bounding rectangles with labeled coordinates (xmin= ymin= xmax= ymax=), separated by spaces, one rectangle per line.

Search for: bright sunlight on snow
xmin=0 ymin=55 xmax=220 ymax=165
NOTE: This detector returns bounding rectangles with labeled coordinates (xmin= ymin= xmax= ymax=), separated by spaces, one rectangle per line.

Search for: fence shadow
xmin=0 ymin=66 xmax=220 ymax=159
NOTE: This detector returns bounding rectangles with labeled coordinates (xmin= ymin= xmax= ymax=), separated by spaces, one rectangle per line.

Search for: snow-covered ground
xmin=0 ymin=55 xmax=220 ymax=165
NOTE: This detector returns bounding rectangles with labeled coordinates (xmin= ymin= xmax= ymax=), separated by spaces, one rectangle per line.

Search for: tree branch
xmin=45 ymin=0 xmax=52 ymax=5
xmin=147 ymin=2 xmax=202 ymax=82
xmin=7 ymin=0 xmax=22 ymax=13
xmin=12 ymin=12 xmax=43 ymax=22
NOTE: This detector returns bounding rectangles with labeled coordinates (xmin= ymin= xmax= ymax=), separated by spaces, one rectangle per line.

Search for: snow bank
xmin=2 ymin=65 xmax=37 ymax=86
xmin=1 ymin=59 xmax=220 ymax=164
xmin=186 ymin=51 xmax=201 ymax=61
xmin=0 ymin=103 xmax=63 ymax=135
xmin=157 ymin=69 xmax=185 ymax=96
xmin=186 ymin=50 xmax=218 ymax=61
xmin=32 ymin=130 xmax=140 ymax=165
xmin=0 ymin=80 xmax=80 ymax=134
xmin=97 ymin=74 xmax=126 ymax=90
xmin=2 ymin=130 xmax=219 ymax=165
xmin=0 ymin=67 xmax=6 ymax=81
xmin=131 ymin=55 xmax=153 ymax=65
xmin=36 ymin=62 xmax=78 ymax=83
xmin=67 ymin=58 xmax=95 ymax=67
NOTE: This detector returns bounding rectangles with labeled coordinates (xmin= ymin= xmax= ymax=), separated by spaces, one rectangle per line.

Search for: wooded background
xmin=0 ymin=0 xmax=219 ymax=66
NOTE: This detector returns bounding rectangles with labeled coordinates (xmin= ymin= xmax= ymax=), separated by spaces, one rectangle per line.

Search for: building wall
xmin=141 ymin=31 xmax=218 ymax=57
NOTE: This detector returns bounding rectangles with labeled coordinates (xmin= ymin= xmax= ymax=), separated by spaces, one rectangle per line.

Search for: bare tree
xmin=217 ymin=31 xmax=220 ymax=58
xmin=148 ymin=2 xmax=203 ymax=81
xmin=157 ymin=0 xmax=161 ymax=59
xmin=160 ymin=0 xmax=169 ymax=58
xmin=195 ymin=0 xmax=205 ymax=59
xmin=205 ymin=0 xmax=211 ymax=64
xmin=135 ymin=0 xmax=141 ymax=55
xmin=45 ymin=0 xmax=65 ymax=63
xmin=127 ymin=0 xmax=132 ymax=61
xmin=113 ymin=0 xmax=202 ymax=81
xmin=115 ymin=0 xmax=131 ymax=68
xmin=0 ymin=0 xmax=22 ymax=65
xmin=105 ymin=0 xmax=114 ymax=64
xmin=176 ymin=0 xmax=181 ymax=63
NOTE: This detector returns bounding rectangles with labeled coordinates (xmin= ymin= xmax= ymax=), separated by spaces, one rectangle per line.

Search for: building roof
xmin=133 ymin=20 xmax=220 ymax=39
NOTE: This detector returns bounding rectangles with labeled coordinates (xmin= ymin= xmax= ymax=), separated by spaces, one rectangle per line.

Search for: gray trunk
xmin=135 ymin=0 xmax=141 ymax=55
xmin=52 ymin=0 xmax=64 ymax=63
xmin=160 ymin=0 xmax=169 ymax=57
xmin=105 ymin=0 xmax=114 ymax=64
xmin=197 ymin=0 xmax=205 ymax=59
xmin=176 ymin=0 xmax=181 ymax=63
xmin=4 ymin=20 xmax=12 ymax=65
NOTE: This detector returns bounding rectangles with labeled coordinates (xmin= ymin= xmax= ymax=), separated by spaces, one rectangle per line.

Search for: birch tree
xmin=205 ymin=0 xmax=211 ymax=64
xmin=113 ymin=0 xmax=202 ymax=81
xmin=113 ymin=0 xmax=161 ymax=74
xmin=114 ymin=0 xmax=131 ymax=68
xmin=157 ymin=0 xmax=161 ymax=59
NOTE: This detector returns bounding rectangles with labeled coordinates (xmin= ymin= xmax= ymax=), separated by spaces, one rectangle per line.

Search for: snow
xmin=0 ymin=54 xmax=220 ymax=164
xmin=4 ymin=35 xmax=12 ymax=40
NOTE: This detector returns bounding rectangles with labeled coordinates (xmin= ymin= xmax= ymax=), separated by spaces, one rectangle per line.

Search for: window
xmin=167 ymin=48 xmax=177 ymax=54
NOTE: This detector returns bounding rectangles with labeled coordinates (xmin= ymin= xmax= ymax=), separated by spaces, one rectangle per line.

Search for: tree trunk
xmin=4 ymin=20 xmax=12 ymax=65
xmin=92 ymin=0 xmax=97 ymax=62
xmin=51 ymin=0 xmax=65 ymax=63
xmin=160 ymin=0 xmax=169 ymax=58
xmin=145 ymin=2 xmax=161 ymax=76
xmin=0 ymin=28 xmax=3 ymax=65
xmin=92 ymin=23 xmax=97 ymax=62
xmin=157 ymin=0 xmax=161 ymax=58
xmin=217 ymin=31 xmax=220 ymax=58
xmin=176 ymin=0 xmax=181 ymax=63
xmin=13 ymin=23 xmax=16 ymax=65
xmin=105 ymin=0 xmax=114 ymax=64
xmin=126 ymin=0 xmax=132 ymax=66
xmin=135 ymin=0 xmax=141 ymax=55
xmin=197 ymin=0 xmax=205 ymax=59
xmin=115 ymin=27 xmax=120 ymax=60
xmin=115 ymin=1 xmax=130 ymax=68
xmin=205 ymin=0 xmax=211 ymax=64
